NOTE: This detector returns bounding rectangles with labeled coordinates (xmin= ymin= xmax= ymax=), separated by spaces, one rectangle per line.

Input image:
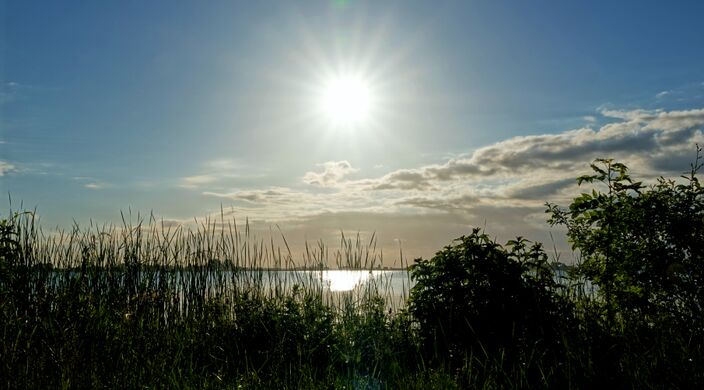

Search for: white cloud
xmin=303 ymin=160 xmax=358 ymax=187
xmin=84 ymin=183 xmax=104 ymax=190
xmin=177 ymin=158 xmax=243 ymax=189
xmin=656 ymin=90 xmax=671 ymax=99
xmin=179 ymin=174 xmax=219 ymax=189
xmin=365 ymin=169 xmax=435 ymax=191
xmin=0 ymin=161 xmax=16 ymax=176
xmin=204 ymin=158 xmax=237 ymax=171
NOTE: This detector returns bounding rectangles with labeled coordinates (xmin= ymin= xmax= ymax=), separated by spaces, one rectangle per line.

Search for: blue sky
xmin=2 ymin=0 xmax=704 ymax=262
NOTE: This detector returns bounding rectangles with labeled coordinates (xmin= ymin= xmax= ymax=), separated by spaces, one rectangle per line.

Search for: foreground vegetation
xmin=2 ymin=151 xmax=704 ymax=388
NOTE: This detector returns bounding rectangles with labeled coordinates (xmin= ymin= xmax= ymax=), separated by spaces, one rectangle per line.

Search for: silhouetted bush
xmin=547 ymin=147 xmax=704 ymax=387
xmin=407 ymin=229 xmax=574 ymax=382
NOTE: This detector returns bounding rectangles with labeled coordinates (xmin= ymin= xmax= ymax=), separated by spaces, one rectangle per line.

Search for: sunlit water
xmin=184 ymin=269 xmax=416 ymax=311
xmin=178 ymin=269 xmax=413 ymax=310
xmin=244 ymin=270 xmax=414 ymax=304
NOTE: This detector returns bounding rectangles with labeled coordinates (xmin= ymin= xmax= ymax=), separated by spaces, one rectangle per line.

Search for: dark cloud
xmin=503 ymin=178 xmax=577 ymax=200
xmin=396 ymin=194 xmax=479 ymax=212
xmin=370 ymin=169 xmax=435 ymax=190
xmin=204 ymin=188 xmax=294 ymax=205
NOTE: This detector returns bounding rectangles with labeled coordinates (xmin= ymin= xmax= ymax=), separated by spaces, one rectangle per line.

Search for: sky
xmin=2 ymin=0 xmax=704 ymax=264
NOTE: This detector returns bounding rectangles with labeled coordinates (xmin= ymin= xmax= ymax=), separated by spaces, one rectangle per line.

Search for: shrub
xmin=547 ymin=149 xmax=704 ymax=332
xmin=407 ymin=228 xmax=573 ymax=377
xmin=546 ymin=147 xmax=704 ymax=387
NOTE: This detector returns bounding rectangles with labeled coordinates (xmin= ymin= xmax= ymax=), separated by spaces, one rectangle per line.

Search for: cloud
xmin=502 ymin=178 xmax=577 ymax=201
xmin=159 ymin=219 xmax=185 ymax=229
xmin=0 ymin=161 xmax=16 ymax=176
xmin=367 ymin=169 xmax=435 ymax=190
xmin=0 ymin=82 xmax=19 ymax=104
xmin=204 ymin=188 xmax=295 ymax=205
xmin=199 ymin=107 xmax=704 ymax=220
xmin=396 ymin=194 xmax=479 ymax=212
xmin=303 ymin=160 xmax=357 ymax=187
xmin=204 ymin=158 xmax=237 ymax=171
xmin=642 ymin=108 xmax=704 ymax=132
xmin=177 ymin=158 xmax=245 ymax=189
xmin=0 ymin=81 xmax=45 ymax=105
xmin=68 ymin=176 xmax=107 ymax=190
xmin=84 ymin=183 xmax=103 ymax=190
xmin=360 ymin=108 xmax=704 ymax=191
xmin=656 ymin=90 xmax=671 ymax=99
xmin=180 ymin=174 xmax=219 ymax=189
xmin=186 ymin=107 xmax=704 ymax=263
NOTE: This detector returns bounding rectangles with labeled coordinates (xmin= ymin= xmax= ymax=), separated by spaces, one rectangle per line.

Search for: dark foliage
xmin=407 ymin=229 xmax=575 ymax=386
xmin=546 ymin=146 xmax=704 ymax=388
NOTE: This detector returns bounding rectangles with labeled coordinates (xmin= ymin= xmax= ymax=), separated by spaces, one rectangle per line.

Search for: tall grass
xmin=1 ymin=207 xmax=702 ymax=388
xmin=0 ymin=210 xmax=417 ymax=388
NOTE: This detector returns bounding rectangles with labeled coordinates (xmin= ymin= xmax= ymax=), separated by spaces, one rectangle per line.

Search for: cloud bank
xmin=186 ymin=107 xmax=704 ymax=262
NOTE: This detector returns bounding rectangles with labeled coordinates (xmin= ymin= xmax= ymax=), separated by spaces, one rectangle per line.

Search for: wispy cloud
xmin=179 ymin=175 xmax=219 ymax=189
xmin=0 ymin=161 xmax=16 ymax=176
xmin=204 ymin=187 xmax=298 ymax=205
xmin=204 ymin=158 xmax=237 ymax=171
xmin=84 ymin=183 xmax=104 ymax=190
xmin=0 ymin=81 xmax=48 ymax=105
xmin=0 ymin=82 xmax=19 ymax=105
xmin=69 ymin=176 xmax=107 ymax=190
xmin=177 ymin=158 xmax=242 ymax=189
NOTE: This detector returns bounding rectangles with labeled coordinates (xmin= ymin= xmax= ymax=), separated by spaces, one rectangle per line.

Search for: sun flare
xmin=318 ymin=75 xmax=373 ymax=127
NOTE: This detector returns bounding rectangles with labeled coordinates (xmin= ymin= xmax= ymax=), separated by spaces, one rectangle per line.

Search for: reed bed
xmin=2 ymin=204 xmax=703 ymax=389
xmin=1 ymin=210 xmax=422 ymax=388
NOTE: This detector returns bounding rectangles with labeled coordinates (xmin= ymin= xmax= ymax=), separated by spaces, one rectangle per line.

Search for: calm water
xmin=230 ymin=269 xmax=414 ymax=304
xmin=193 ymin=269 xmax=415 ymax=310
xmin=272 ymin=270 xmax=411 ymax=292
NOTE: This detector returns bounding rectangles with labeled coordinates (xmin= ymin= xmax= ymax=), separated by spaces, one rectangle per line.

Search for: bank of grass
xmin=2 ymin=152 xmax=704 ymax=390
xmin=0 ymin=211 xmax=419 ymax=388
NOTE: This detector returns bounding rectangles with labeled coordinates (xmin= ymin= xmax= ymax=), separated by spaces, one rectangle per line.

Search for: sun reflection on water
xmin=321 ymin=270 xmax=372 ymax=292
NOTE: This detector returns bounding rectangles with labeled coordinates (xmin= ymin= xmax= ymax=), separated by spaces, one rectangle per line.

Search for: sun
xmin=318 ymin=75 xmax=374 ymax=127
